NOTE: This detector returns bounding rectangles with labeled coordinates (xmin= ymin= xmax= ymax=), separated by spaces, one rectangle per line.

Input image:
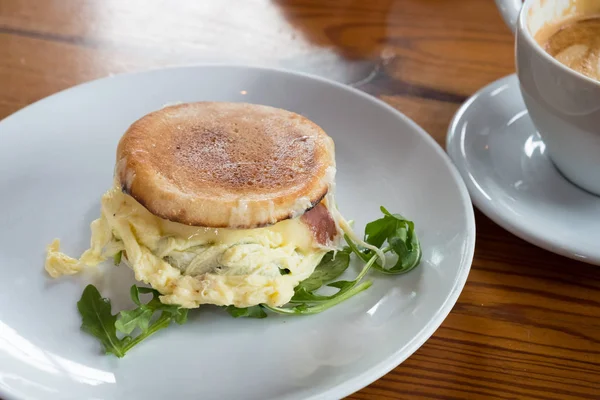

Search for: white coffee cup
xmin=495 ymin=0 xmax=600 ymax=196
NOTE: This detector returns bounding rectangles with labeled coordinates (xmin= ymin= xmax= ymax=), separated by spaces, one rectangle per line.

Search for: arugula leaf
xmin=115 ymin=307 xmax=153 ymax=335
xmin=77 ymin=285 xmax=124 ymax=357
xmin=113 ymin=251 xmax=123 ymax=266
xmin=364 ymin=218 xmax=393 ymax=249
xmin=225 ymin=305 xmax=267 ymax=318
xmin=290 ymin=286 xmax=338 ymax=303
xmin=285 ymin=241 xmax=380 ymax=312
xmin=294 ymin=250 xmax=351 ymax=293
xmin=290 ymin=279 xmax=362 ymax=302
xmin=344 ymin=234 xmax=370 ymax=263
xmin=264 ymin=280 xmax=373 ymax=315
xmin=77 ymin=284 xmax=188 ymax=357
xmin=360 ymin=206 xmax=422 ymax=275
xmin=130 ymin=284 xmax=143 ymax=306
xmin=117 ymin=286 xmax=189 ymax=328
xmin=288 ymin=250 xmax=352 ymax=304
xmin=385 ymin=219 xmax=421 ymax=273
xmin=327 ymin=280 xmax=355 ymax=290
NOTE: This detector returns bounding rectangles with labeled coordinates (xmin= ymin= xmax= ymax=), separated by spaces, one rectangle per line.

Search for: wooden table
xmin=1 ymin=0 xmax=599 ymax=398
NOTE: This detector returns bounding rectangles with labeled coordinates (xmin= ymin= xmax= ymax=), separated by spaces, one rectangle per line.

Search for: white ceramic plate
xmin=0 ymin=65 xmax=475 ymax=400
xmin=447 ymin=74 xmax=600 ymax=265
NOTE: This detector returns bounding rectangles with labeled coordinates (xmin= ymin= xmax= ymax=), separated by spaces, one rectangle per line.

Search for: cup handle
xmin=494 ymin=0 xmax=522 ymax=33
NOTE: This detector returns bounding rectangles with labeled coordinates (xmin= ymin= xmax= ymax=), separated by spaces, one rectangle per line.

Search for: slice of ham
xmin=300 ymin=202 xmax=338 ymax=246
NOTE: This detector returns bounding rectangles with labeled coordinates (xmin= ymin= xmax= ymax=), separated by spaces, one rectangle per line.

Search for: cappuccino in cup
xmin=536 ymin=16 xmax=600 ymax=81
xmin=494 ymin=0 xmax=600 ymax=195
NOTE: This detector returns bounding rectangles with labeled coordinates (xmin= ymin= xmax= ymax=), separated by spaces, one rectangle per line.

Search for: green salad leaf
xmin=113 ymin=251 xmax=123 ymax=266
xmin=77 ymin=285 xmax=124 ymax=357
xmin=263 ymin=280 xmax=372 ymax=315
xmin=77 ymin=284 xmax=188 ymax=357
xmin=225 ymin=305 xmax=268 ymax=319
xmin=359 ymin=206 xmax=422 ymax=274
xmin=293 ymin=249 xmax=351 ymax=293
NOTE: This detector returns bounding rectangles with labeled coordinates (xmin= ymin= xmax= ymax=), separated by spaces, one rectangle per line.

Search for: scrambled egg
xmin=46 ymin=188 xmax=329 ymax=308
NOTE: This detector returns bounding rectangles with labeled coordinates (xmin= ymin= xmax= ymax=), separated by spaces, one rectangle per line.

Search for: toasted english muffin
xmin=115 ymin=102 xmax=336 ymax=228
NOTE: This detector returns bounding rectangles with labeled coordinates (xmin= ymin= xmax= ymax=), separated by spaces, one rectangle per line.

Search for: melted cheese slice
xmin=46 ymin=188 xmax=330 ymax=308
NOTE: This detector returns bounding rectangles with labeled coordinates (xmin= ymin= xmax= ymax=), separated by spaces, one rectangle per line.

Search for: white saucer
xmin=447 ymin=74 xmax=600 ymax=265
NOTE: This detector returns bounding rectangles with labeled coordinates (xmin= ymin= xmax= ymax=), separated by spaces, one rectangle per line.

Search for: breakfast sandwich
xmin=46 ymin=102 xmax=351 ymax=308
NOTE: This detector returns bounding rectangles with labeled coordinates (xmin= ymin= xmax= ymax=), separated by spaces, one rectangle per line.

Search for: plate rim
xmin=446 ymin=73 xmax=600 ymax=266
xmin=0 ymin=64 xmax=476 ymax=400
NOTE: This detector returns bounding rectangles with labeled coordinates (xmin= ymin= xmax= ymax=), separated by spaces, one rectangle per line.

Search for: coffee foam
xmin=527 ymin=0 xmax=600 ymax=36
xmin=536 ymin=16 xmax=600 ymax=81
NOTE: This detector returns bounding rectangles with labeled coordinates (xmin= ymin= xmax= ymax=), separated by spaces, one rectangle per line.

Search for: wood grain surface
xmin=1 ymin=0 xmax=599 ymax=399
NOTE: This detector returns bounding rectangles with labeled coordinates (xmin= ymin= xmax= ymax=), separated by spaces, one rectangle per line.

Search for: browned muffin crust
xmin=116 ymin=102 xmax=336 ymax=228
